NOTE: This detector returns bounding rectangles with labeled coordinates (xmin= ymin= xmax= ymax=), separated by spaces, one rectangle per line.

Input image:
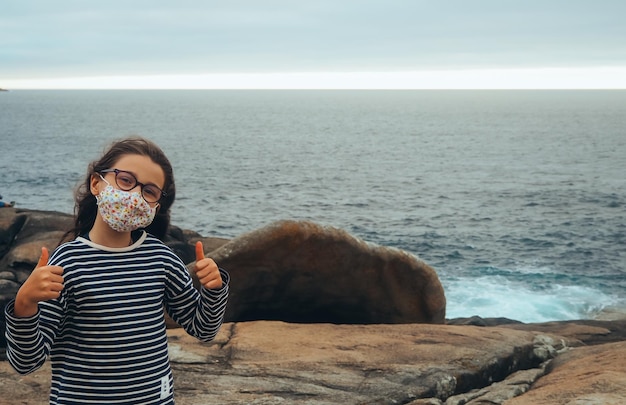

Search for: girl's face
xmin=91 ymin=154 xmax=166 ymax=206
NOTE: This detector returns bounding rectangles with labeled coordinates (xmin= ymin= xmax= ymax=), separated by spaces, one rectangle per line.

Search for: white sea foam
xmin=443 ymin=275 xmax=623 ymax=323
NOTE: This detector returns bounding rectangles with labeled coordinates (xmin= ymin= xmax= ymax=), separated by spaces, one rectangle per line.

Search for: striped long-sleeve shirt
xmin=4 ymin=231 xmax=229 ymax=404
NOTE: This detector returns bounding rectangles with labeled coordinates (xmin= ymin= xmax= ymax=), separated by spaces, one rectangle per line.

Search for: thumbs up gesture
xmin=194 ymin=241 xmax=223 ymax=290
xmin=14 ymin=247 xmax=64 ymax=317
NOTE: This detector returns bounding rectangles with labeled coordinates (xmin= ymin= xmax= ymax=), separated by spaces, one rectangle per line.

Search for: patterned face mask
xmin=96 ymin=177 xmax=158 ymax=233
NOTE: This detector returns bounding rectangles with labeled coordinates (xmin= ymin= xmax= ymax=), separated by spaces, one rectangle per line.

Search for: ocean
xmin=1 ymin=89 xmax=624 ymax=323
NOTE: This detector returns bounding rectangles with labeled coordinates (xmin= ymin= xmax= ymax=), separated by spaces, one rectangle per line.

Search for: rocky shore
xmin=1 ymin=208 xmax=625 ymax=404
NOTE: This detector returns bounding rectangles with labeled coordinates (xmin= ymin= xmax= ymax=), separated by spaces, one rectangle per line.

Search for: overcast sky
xmin=2 ymin=0 xmax=626 ymax=88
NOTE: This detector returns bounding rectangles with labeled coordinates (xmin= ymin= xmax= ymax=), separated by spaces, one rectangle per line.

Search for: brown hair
xmin=62 ymin=137 xmax=176 ymax=242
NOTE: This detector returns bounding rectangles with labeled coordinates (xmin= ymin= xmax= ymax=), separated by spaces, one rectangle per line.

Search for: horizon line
xmin=2 ymin=67 xmax=626 ymax=90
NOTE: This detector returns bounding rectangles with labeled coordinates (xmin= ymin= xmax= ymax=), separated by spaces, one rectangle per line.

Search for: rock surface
xmin=505 ymin=341 xmax=626 ymax=405
xmin=0 ymin=319 xmax=624 ymax=404
xmin=0 ymin=208 xmax=625 ymax=404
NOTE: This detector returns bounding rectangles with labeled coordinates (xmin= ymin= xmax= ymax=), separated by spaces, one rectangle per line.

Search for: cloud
xmin=1 ymin=1 xmax=626 ymax=87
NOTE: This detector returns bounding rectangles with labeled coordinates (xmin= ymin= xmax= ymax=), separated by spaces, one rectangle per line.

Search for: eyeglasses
xmin=99 ymin=169 xmax=166 ymax=203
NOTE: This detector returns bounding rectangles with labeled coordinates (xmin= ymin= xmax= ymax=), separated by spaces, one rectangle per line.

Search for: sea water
xmin=1 ymin=89 xmax=624 ymax=323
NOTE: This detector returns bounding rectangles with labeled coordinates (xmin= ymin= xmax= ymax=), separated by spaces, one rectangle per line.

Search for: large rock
xmin=0 ymin=209 xmax=73 ymax=287
xmin=0 ymin=209 xmax=27 ymax=257
xmin=206 ymin=220 xmax=446 ymax=324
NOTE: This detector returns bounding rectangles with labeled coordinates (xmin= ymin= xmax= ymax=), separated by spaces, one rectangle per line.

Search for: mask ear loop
xmin=90 ymin=173 xmax=106 ymax=203
xmin=98 ymin=173 xmax=111 ymax=185
xmin=94 ymin=174 xmax=112 ymax=206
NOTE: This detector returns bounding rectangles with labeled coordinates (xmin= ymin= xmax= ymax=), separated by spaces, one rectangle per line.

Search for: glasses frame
xmin=99 ymin=168 xmax=166 ymax=203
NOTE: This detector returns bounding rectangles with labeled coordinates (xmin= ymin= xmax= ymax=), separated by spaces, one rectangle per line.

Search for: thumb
xmin=36 ymin=247 xmax=49 ymax=268
xmin=195 ymin=241 xmax=205 ymax=262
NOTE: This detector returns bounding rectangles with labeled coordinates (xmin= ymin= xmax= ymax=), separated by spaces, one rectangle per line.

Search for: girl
xmin=4 ymin=137 xmax=229 ymax=404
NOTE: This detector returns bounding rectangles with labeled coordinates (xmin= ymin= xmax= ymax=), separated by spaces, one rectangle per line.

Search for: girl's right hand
xmin=14 ymin=247 xmax=64 ymax=317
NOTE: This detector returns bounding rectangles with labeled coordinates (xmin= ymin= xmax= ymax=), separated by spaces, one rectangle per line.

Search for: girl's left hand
xmin=194 ymin=241 xmax=223 ymax=290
